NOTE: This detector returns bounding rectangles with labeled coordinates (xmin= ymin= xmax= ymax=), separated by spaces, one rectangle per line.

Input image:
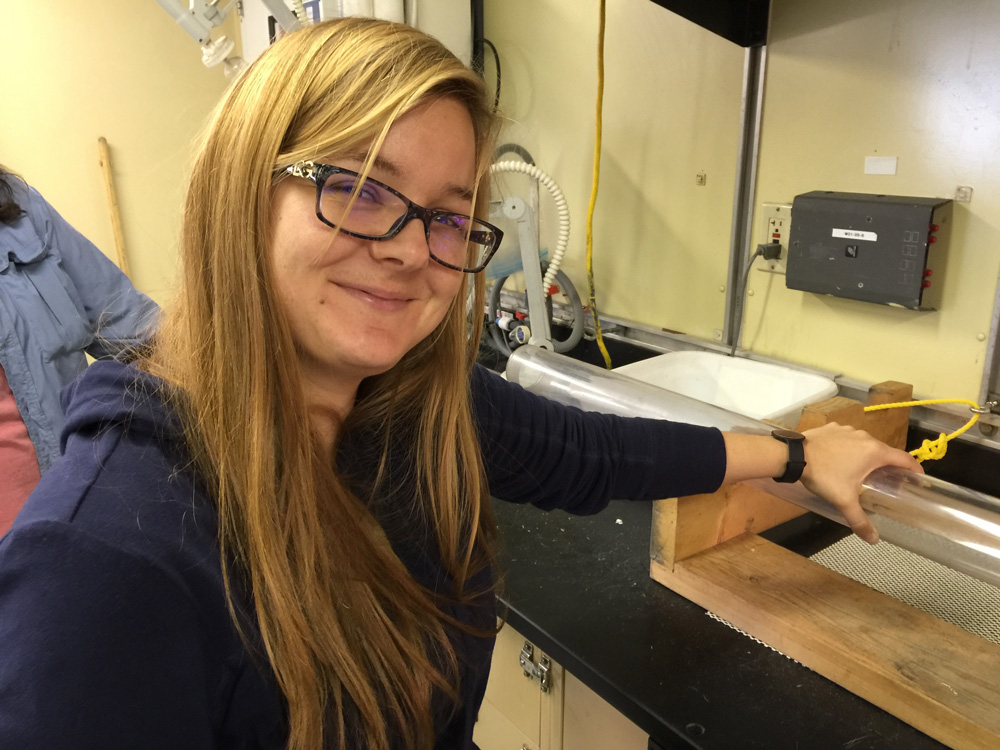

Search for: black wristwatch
xmin=771 ymin=428 xmax=807 ymax=483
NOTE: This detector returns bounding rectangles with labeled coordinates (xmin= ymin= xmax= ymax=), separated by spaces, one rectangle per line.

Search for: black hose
xmin=729 ymin=248 xmax=764 ymax=357
xmin=486 ymin=265 xmax=585 ymax=355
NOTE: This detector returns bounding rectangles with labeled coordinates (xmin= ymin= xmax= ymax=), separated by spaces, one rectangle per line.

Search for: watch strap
xmin=771 ymin=429 xmax=806 ymax=483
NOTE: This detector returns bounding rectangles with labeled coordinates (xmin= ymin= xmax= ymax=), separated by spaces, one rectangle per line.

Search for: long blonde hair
xmin=143 ymin=18 xmax=500 ymax=749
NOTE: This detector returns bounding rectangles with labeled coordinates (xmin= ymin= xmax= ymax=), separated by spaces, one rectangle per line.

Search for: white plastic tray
xmin=614 ymin=351 xmax=838 ymax=427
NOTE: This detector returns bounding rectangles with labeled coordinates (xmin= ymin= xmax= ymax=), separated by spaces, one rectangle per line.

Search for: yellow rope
xmin=585 ymin=0 xmax=612 ymax=369
xmin=864 ymin=398 xmax=984 ymax=462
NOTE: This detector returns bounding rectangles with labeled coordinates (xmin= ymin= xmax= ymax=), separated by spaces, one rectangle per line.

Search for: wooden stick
xmin=97 ymin=137 xmax=130 ymax=278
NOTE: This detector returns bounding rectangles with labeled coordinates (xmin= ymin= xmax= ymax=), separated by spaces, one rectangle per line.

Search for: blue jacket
xmin=0 ymin=360 xmax=726 ymax=748
xmin=0 ymin=181 xmax=158 ymax=471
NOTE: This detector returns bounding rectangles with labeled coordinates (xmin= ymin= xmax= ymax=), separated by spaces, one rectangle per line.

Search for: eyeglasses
xmin=284 ymin=161 xmax=504 ymax=273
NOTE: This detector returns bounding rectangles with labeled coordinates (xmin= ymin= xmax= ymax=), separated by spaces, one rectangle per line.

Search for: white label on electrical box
xmin=864 ymin=156 xmax=898 ymax=175
xmin=833 ymin=228 xmax=878 ymax=242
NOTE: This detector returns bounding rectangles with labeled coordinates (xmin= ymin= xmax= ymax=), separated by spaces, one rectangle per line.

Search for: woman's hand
xmin=799 ymin=422 xmax=924 ymax=545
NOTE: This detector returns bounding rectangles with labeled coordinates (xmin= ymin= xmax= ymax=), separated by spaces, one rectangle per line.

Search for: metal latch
xmin=519 ymin=641 xmax=551 ymax=692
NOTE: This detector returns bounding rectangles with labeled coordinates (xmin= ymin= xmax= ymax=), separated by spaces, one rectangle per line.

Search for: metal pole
xmin=723 ymin=45 xmax=767 ymax=350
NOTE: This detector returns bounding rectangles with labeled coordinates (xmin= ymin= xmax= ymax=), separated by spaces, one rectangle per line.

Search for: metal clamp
xmin=971 ymin=401 xmax=998 ymax=414
xmin=519 ymin=641 xmax=551 ymax=692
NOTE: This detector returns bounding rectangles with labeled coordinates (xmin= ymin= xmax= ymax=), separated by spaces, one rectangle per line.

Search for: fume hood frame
xmin=648 ymin=0 xmax=770 ymax=47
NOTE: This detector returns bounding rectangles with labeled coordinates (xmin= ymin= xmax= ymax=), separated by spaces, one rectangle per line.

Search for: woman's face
xmin=270 ymin=97 xmax=475 ymax=398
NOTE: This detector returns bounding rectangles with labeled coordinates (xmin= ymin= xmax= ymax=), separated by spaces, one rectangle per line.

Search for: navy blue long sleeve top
xmin=0 ymin=360 xmax=725 ymax=749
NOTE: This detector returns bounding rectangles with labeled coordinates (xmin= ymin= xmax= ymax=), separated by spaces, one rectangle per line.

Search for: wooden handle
xmin=97 ymin=137 xmax=130 ymax=278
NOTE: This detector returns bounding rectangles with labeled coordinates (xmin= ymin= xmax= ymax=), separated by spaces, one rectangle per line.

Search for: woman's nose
xmin=368 ymin=216 xmax=429 ymax=268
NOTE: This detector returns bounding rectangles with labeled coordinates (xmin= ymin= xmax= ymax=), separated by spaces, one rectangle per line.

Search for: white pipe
xmin=505 ymin=346 xmax=1000 ymax=589
xmin=289 ymin=0 xmax=310 ymax=25
xmin=490 ymin=161 xmax=570 ymax=291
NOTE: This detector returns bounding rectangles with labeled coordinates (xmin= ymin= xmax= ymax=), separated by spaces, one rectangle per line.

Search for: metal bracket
xmin=501 ymin=197 xmax=553 ymax=351
xmin=519 ymin=641 xmax=551 ymax=692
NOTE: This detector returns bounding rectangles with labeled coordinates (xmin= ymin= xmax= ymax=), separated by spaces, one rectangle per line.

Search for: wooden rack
xmin=649 ymin=382 xmax=1000 ymax=749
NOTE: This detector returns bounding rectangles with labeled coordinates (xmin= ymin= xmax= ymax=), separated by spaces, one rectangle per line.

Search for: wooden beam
xmin=865 ymin=381 xmax=914 ymax=449
xmin=651 ymin=382 xmax=903 ymax=570
xmin=797 ymin=396 xmax=866 ymax=432
xmin=651 ymin=485 xmax=805 ymax=569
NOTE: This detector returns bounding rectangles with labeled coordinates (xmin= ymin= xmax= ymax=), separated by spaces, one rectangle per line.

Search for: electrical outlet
xmin=757 ymin=202 xmax=792 ymax=274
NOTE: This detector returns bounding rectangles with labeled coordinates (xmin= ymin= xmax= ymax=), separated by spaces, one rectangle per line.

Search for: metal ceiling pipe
xmin=504 ymin=346 xmax=1000 ymax=589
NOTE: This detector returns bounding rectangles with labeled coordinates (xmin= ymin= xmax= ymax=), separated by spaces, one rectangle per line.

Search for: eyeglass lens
xmin=320 ymin=172 xmax=493 ymax=271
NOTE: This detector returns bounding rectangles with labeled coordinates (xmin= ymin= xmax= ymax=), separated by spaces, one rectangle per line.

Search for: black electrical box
xmin=786 ymin=191 xmax=952 ymax=310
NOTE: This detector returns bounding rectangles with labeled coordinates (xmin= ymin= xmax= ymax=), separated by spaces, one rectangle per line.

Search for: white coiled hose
xmin=290 ymin=0 xmax=310 ymax=24
xmin=489 ymin=161 xmax=570 ymax=291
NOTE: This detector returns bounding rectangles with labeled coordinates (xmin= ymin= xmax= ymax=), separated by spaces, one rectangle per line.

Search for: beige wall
xmin=745 ymin=0 xmax=1000 ymax=398
xmin=7 ymin=2 xmax=996 ymax=397
xmin=486 ymin=0 xmax=1000 ymax=399
xmin=485 ymin=0 xmax=745 ymax=342
xmin=1 ymin=1 xmax=240 ymax=304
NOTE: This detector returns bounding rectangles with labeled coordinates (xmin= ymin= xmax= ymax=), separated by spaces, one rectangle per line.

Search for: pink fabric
xmin=0 ymin=363 xmax=41 ymax=534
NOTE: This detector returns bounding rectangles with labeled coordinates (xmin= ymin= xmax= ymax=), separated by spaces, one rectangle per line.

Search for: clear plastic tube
xmin=505 ymin=346 xmax=1000 ymax=589
xmin=505 ymin=345 xmax=767 ymax=433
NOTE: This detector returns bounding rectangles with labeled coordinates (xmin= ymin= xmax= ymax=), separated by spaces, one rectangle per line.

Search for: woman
xmin=0 ymin=18 xmax=920 ymax=750
xmin=0 ymin=166 xmax=157 ymax=532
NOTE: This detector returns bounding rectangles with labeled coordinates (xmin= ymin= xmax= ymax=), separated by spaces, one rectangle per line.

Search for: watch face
xmin=772 ymin=428 xmax=805 ymax=441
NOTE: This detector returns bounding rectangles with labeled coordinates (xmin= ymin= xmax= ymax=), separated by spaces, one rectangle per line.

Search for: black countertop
xmin=493 ymin=498 xmax=946 ymax=749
